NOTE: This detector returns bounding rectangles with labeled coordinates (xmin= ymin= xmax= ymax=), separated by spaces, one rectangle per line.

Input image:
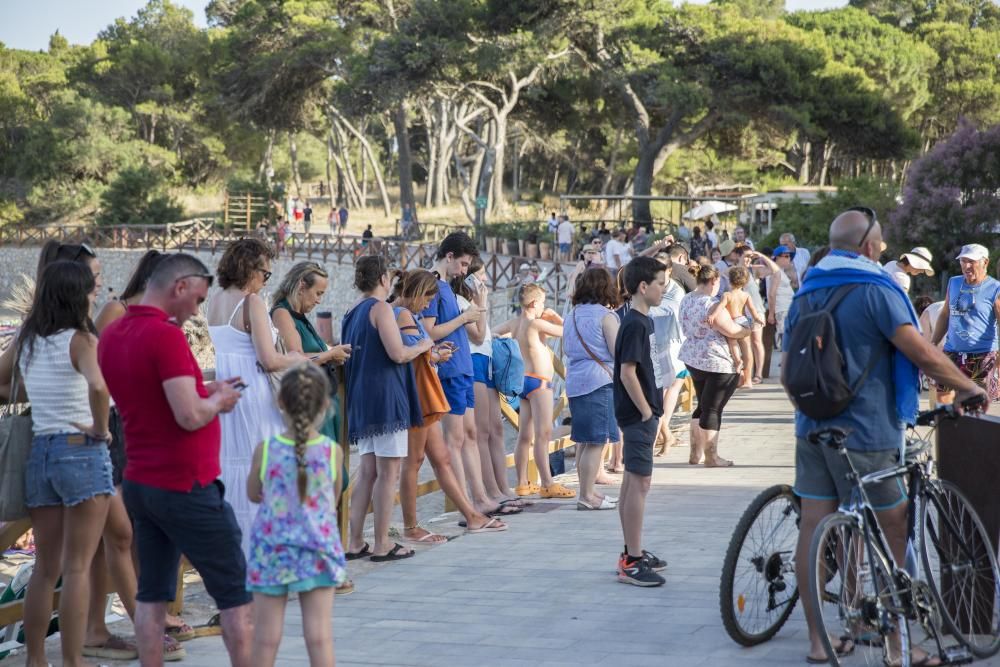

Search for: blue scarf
xmin=794 ymin=250 xmax=920 ymax=426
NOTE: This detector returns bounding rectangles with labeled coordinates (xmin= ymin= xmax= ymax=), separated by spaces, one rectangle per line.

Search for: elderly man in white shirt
xmin=779 ymin=232 xmax=810 ymax=279
xmin=732 ymin=225 xmax=755 ymax=250
xmin=882 ymin=246 xmax=934 ymax=294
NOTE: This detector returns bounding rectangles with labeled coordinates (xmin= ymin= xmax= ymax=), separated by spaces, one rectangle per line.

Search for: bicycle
xmin=807 ymin=402 xmax=1000 ymax=666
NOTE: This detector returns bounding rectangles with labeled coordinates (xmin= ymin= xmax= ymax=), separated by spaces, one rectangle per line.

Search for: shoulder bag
xmin=247 ymin=298 xmax=287 ymax=397
xmin=0 ymin=350 xmax=33 ymax=521
xmin=572 ymin=309 xmax=613 ymax=379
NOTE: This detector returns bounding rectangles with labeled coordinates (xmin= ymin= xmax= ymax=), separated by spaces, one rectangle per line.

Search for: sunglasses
xmin=258 ymin=268 xmax=273 ymax=283
xmin=846 ymin=206 xmax=878 ymax=247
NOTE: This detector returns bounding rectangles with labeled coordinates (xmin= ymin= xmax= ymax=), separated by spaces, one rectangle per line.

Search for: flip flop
xmin=577 ymin=496 xmax=618 ymax=511
xmin=345 ymin=542 xmax=371 ymax=560
xmin=402 ymin=530 xmax=449 ymax=544
xmin=335 ymin=579 xmax=355 ymax=596
xmin=370 ymin=543 xmax=415 ymax=562
xmin=466 ymin=517 xmax=508 ymax=534
xmin=162 ymin=635 xmax=186 ymax=662
xmin=193 ymin=613 xmax=222 ymax=637
xmin=500 ymin=497 xmax=532 ymax=508
xmin=806 ymin=636 xmax=855 ymax=664
xmin=487 ymin=505 xmax=522 ymax=517
xmin=81 ymin=634 xmax=137 ymax=660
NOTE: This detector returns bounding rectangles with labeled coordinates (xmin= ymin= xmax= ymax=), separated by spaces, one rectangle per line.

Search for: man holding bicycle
xmin=782 ymin=208 xmax=985 ymax=665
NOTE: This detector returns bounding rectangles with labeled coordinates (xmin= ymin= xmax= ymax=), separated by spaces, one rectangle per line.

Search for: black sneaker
xmin=618 ymin=556 xmax=666 ymax=587
xmin=642 ymin=550 xmax=667 ymax=572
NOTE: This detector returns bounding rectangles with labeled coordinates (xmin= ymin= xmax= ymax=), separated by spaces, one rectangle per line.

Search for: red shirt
xmin=98 ymin=305 xmax=221 ymax=491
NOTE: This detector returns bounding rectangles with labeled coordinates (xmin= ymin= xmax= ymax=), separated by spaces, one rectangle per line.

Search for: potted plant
xmin=484 ymin=223 xmax=499 ymax=254
xmin=539 ymin=230 xmax=552 ymax=260
xmin=504 ymin=224 xmax=520 ymax=256
xmin=524 ymin=230 xmax=539 ymax=259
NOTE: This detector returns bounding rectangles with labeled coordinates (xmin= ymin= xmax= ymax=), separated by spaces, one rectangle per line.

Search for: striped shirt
xmin=19 ymin=329 xmax=92 ymax=436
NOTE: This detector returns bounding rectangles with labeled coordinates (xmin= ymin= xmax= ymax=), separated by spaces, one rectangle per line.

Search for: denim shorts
xmin=569 ymin=385 xmax=619 ymax=445
xmin=472 ymin=353 xmax=495 ymax=388
xmin=25 ymin=433 xmax=115 ymax=508
xmin=793 ymin=438 xmax=906 ymax=510
xmin=123 ymin=479 xmax=251 ymax=610
xmin=441 ymin=374 xmax=475 ymax=415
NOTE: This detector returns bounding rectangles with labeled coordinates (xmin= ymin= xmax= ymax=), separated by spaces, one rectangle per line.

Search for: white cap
xmin=956 ymin=243 xmax=989 ymax=262
xmin=900 ymin=246 xmax=934 ymax=276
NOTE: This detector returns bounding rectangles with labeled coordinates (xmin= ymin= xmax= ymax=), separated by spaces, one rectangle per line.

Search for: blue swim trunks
xmin=520 ymin=373 xmax=553 ymax=400
xmin=472 ymin=353 xmax=494 ymax=389
xmin=441 ymin=375 xmax=475 ymax=415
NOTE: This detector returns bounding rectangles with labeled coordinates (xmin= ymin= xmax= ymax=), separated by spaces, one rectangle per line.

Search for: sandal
xmin=165 ymin=621 xmax=195 ymax=642
xmin=514 ymin=482 xmax=541 ymax=497
xmin=82 ymin=634 xmax=138 ymax=660
xmin=163 ymin=634 xmax=187 ymax=662
xmin=345 ymin=542 xmax=371 ymax=560
xmin=193 ymin=613 xmax=223 ymax=637
xmin=487 ymin=505 xmax=522 ymax=517
xmin=370 ymin=543 xmax=415 ymax=562
xmin=402 ymin=526 xmax=448 ymax=544
xmin=806 ymin=635 xmax=855 ymax=664
xmin=335 ymin=579 xmax=355 ymax=595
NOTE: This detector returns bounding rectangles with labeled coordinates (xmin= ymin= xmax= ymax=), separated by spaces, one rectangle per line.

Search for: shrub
xmin=97 ymin=166 xmax=184 ymax=226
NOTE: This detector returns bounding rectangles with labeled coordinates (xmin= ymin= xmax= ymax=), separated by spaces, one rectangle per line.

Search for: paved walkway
xmin=146 ymin=382 xmax=1000 ymax=667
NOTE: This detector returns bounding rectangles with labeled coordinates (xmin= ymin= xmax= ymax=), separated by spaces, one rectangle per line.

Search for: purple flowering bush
xmin=889 ymin=122 xmax=1000 ymax=277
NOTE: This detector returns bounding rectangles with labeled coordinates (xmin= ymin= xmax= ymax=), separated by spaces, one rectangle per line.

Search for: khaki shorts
xmin=793 ymin=437 xmax=906 ymax=510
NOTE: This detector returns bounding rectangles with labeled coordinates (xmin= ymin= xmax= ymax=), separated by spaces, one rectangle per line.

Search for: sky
xmin=0 ymin=0 xmax=848 ymax=52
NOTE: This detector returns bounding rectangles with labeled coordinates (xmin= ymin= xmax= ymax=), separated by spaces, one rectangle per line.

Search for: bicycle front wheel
xmin=919 ymin=479 xmax=1000 ymax=658
xmin=809 ymin=512 xmax=900 ymax=667
xmin=720 ymin=484 xmax=800 ymax=646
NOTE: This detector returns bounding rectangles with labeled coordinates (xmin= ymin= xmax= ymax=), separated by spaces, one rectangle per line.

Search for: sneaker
xmin=642 ymin=550 xmax=667 ymax=572
xmin=618 ymin=555 xmax=665 ymax=587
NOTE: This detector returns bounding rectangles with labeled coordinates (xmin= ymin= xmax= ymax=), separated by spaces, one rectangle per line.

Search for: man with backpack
xmin=783 ymin=207 xmax=985 ymax=665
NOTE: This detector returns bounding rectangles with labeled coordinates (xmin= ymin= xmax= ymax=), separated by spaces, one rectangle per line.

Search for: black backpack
xmin=781 ymin=284 xmax=881 ymax=420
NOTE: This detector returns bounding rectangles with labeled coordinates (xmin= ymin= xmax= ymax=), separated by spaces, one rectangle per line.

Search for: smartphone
xmin=464 ymin=274 xmax=480 ymax=290
xmin=232 ymin=381 xmax=248 ymax=392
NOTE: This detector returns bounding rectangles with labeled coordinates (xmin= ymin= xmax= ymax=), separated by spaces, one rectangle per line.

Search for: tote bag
xmin=0 ymin=359 xmax=33 ymax=521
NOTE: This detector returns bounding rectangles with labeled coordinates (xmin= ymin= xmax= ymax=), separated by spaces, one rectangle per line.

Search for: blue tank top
xmin=944 ymin=275 xmax=1000 ymax=354
xmin=341 ymin=298 xmax=422 ymax=442
xmin=392 ymin=306 xmax=429 ymax=346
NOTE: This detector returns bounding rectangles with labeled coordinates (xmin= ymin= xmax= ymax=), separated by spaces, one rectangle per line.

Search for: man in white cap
xmin=883 ymin=247 xmax=935 ymax=293
xmin=932 ymin=243 xmax=1000 ymax=402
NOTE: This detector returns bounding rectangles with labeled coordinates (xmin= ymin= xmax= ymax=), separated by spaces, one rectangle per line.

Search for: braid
xmin=278 ymin=363 xmax=331 ymax=503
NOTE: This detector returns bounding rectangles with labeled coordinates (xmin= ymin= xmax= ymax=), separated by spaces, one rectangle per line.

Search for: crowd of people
xmin=0 ymin=210 xmax=996 ymax=665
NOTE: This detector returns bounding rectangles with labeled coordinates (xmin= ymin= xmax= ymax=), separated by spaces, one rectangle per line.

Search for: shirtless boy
xmin=511 ymin=284 xmax=574 ymax=499
xmin=714 ymin=265 xmax=764 ymax=388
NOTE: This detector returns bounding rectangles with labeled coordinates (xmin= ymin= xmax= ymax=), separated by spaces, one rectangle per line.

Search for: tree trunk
xmin=797 ymin=141 xmax=810 ymax=185
xmin=490 ymin=117 xmax=507 ymax=215
xmin=325 ymin=134 xmax=336 ymax=209
xmin=393 ymin=101 xmax=415 ymax=216
xmin=420 ymin=103 xmax=436 ymax=209
xmin=330 ymin=107 xmax=392 ymax=216
xmin=452 ymin=149 xmax=476 ymax=224
xmin=512 ymin=134 xmax=520 ymax=203
xmin=600 ymin=127 xmax=623 ymax=195
xmin=818 ymin=141 xmax=835 ymax=187
xmin=289 ymin=133 xmax=303 ymax=198
xmin=631 ymin=146 xmax=656 ymax=223
xmin=551 ymin=165 xmax=560 ymax=192
xmin=331 ymin=124 xmax=364 ymax=210
xmin=258 ymin=128 xmax=276 ymax=190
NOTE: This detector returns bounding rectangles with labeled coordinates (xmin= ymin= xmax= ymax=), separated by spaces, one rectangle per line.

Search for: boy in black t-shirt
xmin=613 ymin=256 xmax=669 ymax=587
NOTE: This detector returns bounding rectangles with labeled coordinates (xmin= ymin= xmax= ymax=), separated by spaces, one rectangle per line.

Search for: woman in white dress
xmin=206 ymin=238 xmax=305 ymax=554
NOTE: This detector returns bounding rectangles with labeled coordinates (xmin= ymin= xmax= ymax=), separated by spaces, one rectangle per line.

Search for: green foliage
xmin=759 ymin=177 xmax=899 ymax=250
xmin=97 ymin=165 xmax=184 ymax=226
xmin=0 ymin=199 xmax=24 ymax=226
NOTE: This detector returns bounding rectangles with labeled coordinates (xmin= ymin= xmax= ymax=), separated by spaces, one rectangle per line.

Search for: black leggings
xmin=689 ymin=366 xmax=741 ymax=431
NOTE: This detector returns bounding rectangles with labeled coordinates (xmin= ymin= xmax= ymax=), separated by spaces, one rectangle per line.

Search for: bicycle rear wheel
xmin=720 ymin=484 xmax=800 ymax=646
xmin=919 ymin=479 xmax=1000 ymax=658
xmin=809 ymin=512 xmax=900 ymax=667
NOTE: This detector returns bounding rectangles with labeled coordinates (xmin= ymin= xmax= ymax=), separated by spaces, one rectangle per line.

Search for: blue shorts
xmin=441 ymin=374 xmax=475 ymax=415
xmin=521 ymin=373 xmax=553 ymax=399
xmin=677 ymin=369 xmax=690 ymax=379
xmin=25 ymin=433 xmax=115 ymax=508
xmin=569 ymin=385 xmax=619 ymax=445
xmin=472 ymin=353 xmax=494 ymax=388
xmin=249 ymin=572 xmax=342 ymax=596
xmin=559 ymin=243 xmax=570 ymax=254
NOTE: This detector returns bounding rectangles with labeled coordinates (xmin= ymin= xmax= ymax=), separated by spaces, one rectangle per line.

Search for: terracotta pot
xmin=525 ymin=243 xmax=539 ymax=259
xmin=505 ymin=239 xmax=520 ymax=255
xmin=539 ymin=242 xmax=552 ymax=260
xmin=485 ymin=236 xmax=497 ymax=253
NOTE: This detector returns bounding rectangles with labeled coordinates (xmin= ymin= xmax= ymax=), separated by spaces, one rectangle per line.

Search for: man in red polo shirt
xmin=98 ymin=253 xmax=249 ymax=667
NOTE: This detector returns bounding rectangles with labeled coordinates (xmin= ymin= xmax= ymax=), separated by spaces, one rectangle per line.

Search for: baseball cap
xmin=719 ymin=239 xmax=736 ymax=257
xmin=582 ymin=243 xmax=600 ymax=253
xmin=900 ymin=247 xmax=934 ymax=275
xmin=956 ymin=243 xmax=989 ymax=262
xmin=772 ymin=245 xmax=792 ymax=258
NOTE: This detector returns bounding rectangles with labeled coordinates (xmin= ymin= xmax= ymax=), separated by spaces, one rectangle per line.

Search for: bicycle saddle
xmin=807 ymin=427 xmax=849 ymax=448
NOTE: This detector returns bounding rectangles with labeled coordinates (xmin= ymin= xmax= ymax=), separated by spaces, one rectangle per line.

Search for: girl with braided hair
xmin=246 ymin=363 xmax=346 ymax=667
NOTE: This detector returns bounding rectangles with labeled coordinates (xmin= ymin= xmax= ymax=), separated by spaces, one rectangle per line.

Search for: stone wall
xmin=0 ymin=247 xmax=361 ymax=324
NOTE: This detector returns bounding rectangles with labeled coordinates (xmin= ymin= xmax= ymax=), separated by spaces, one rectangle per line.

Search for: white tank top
xmin=19 ymin=329 xmax=93 ymax=436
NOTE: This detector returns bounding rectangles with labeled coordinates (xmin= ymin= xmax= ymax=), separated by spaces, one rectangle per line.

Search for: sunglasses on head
xmin=846 ymin=206 xmax=878 ymax=247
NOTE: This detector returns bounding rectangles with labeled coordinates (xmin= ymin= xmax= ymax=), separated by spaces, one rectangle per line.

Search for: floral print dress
xmin=246 ymin=434 xmax=347 ymax=593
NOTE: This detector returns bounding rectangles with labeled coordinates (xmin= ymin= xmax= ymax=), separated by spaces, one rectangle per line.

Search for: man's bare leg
xmin=219 ymin=602 xmax=253 ymax=667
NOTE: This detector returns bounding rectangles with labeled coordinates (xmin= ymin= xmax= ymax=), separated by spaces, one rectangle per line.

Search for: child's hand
xmin=753 ymin=314 xmax=765 ymax=326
